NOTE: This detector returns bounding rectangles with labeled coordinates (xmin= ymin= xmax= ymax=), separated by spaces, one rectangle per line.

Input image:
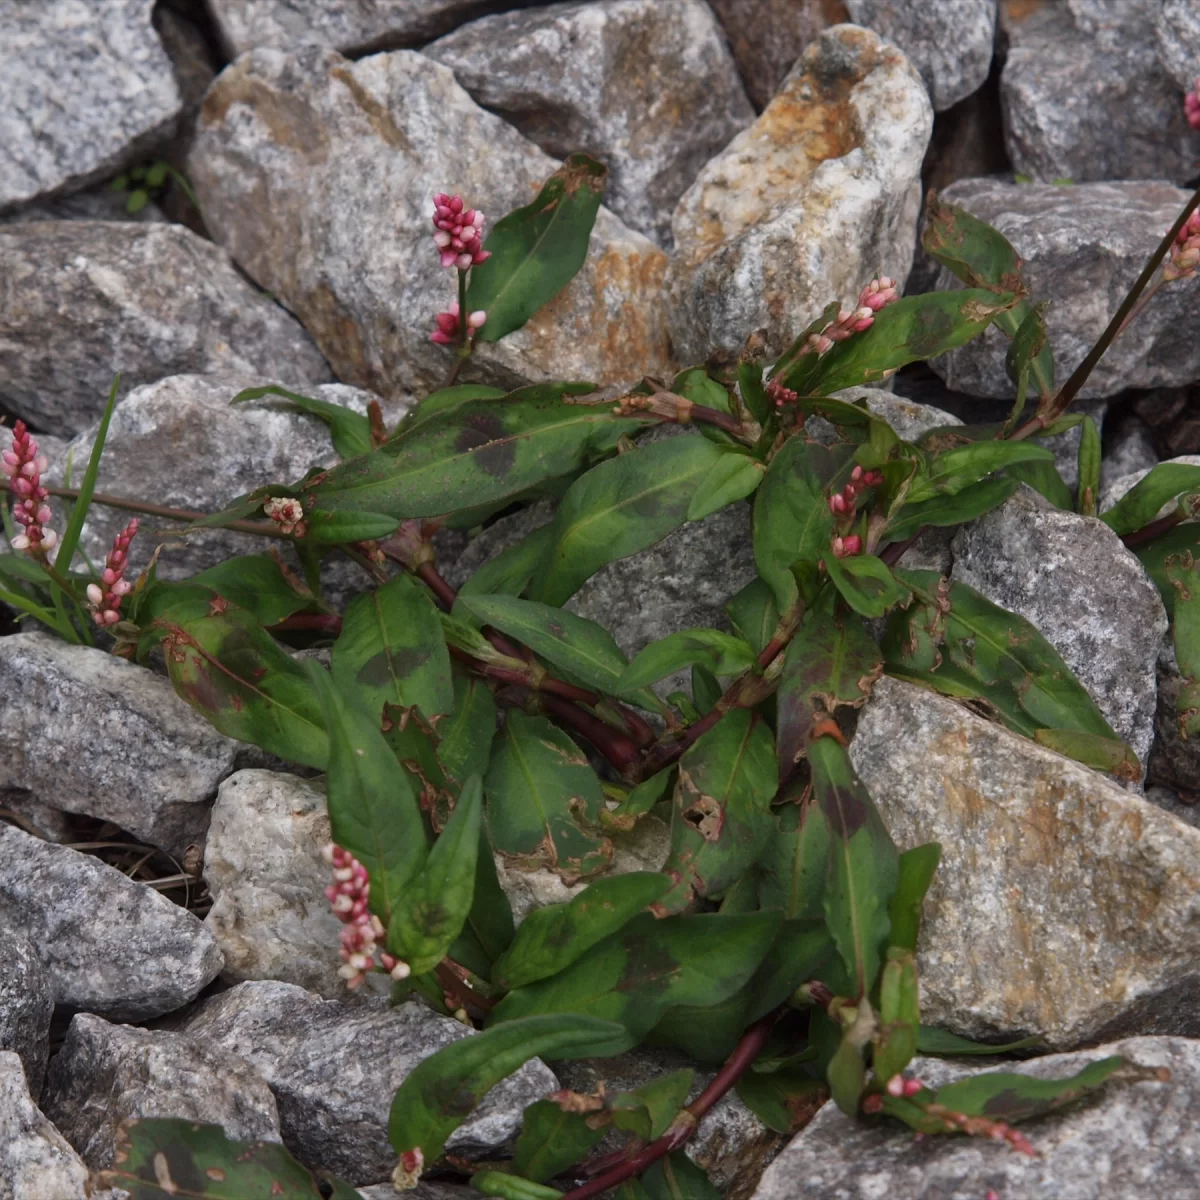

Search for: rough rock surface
xmin=0 ymin=184 xmax=165 ymax=226
xmin=358 ymin=1186 xmax=473 ymax=1200
xmin=180 ymin=980 xmax=559 ymax=1184
xmin=42 ymin=1013 xmax=280 ymax=1169
xmin=47 ymin=374 xmax=399 ymax=581
xmin=0 ymin=823 xmax=223 ymax=1022
xmin=1156 ymin=0 xmax=1200 ymax=91
xmin=1099 ymin=415 xmax=1159 ymax=495
xmin=0 ymin=926 xmax=53 ymax=1100
xmin=666 ymin=24 xmax=932 ymax=365
xmin=931 ymin=179 xmax=1200 ymax=400
xmin=426 ymin=0 xmax=753 ymax=245
xmin=203 ymin=770 xmax=359 ymax=998
xmin=0 ymin=0 xmax=181 ymax=213
xmin=1000 ymin=0 xmax=1200 ymax=184
xmin=0 ymin=221 xmax=330 ymax=435
xmin=950 ymin=486 xmax=1167 ymax=776
xmin=1151 ymin=640 xmax=1200 ymax=796
xmin=0 ymin=1051 xmax=91 ymax=1200
xmin=843 ymin=0 xmax=997 ymax=111
xmin=0 ymin=632 xmax=241 ymax=856
xmin=190 ymin=44 xmax=672 ymax=403
xmin=752 ymin=1036 xmax=1194 ymax=1200
xmin=852 ymin=677 xmax=1200 ymax=1046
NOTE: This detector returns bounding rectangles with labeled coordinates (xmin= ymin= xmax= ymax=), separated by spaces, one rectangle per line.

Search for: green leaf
xmin=456 ymin=593 xmax=628 ymax=694
xmin=1166 ymin=555 xmax=1200 ymax=741
xmin=1101 ymin=463 xmax=1200 ymax=535
xmin=660 ymin=710 xmax=777 ymax=909
xmin=333 ymin=574 xmax=453 ymax=721
xmin=460 ymin=523 xmax=557 ymax=599
xmin=401 ymin=383 xmax=508 ymax=434
xmin=916 ymin=1027 xmax=1045 ymax=1056
xmin=602 ymin=766 xmax=675 ymax=831
xmin=673 ymin=366 xmax=732 ymax=414
xmin=232 ymin=384 xmax=372 ymax=459
xmin=489 ymin=910 xmax=781 ymax=1050
xmin=471 ymin=1172 xmax=563 ymax=1200
xmin=533 ymin=434 xmax=726 ymax=606
xmin=308 ymin=663 xmax=428 ymax=921
xmin=468 ymin=822 xmax=515 ymax=965
xmin=639 ymin=1152 xmax=721 ymax=1200
xmin=687 ymin=453 xmax=765 ymax=521
xmin=904 ymin=442 xmax=1053 ymax=505
xmin=609 ymin=1069 xmax=694 ymax=1141
xmin=1134 ymin=523 xmax=1200 ymax=616
xmin=439 ymin=675 xmax=498 ymax=782
xmin=884 ymin=476 xmax=1019 ymax=542
xmin=304 ymin=509 xmax=399 ymax=544
xmin=186 ymin=556 xmax=316 ymax=626
xmin=776 ymin=603 xmax=880 ymax=780
xmin=738 ymin=360 xmax=770 ymax=424
xmin=99 ymin=1119 xmax=359 ymax=1198
xmin=304 ymin=386 xmax=639 ymax=520
xmin=56 ymin=375 xmax=119 ymax=577
xmin=757 ymin=793 xmax=829 ymax=922
xmin=824 ymin=553 xmax=909 ymax=619
xmin=1032 ymin=728 xmax=1143 ymax=777
xmin=467 ymin=154 xmax=607 ymax=342
xmin=511 ymin=1100 xmax=606 ymax=1183
xmin=887 ymin=843 xmax=941 ymax=953
xmin=726 ymin=577 xmax=781 ymax=655
xmin=387 ymin=775 xmax=482 ymax=975
xmin=484 ymin=711 xmax=612 ymax=882
xmin=1076 ymin=415 xmax=1101 ymax=516
xmin=388 ymin=1014 xmax=629 ymax=1163
xmin=753 ymin=438 xmax=835 ymax=611
xmin=1006 ymin=457 xmax=1072 ymax=510
xmin=826 ymin=1018 xmax=868 ymax=1115
xmin=872 ymin=948 xmax=920 ymax=1084
xmin=493 ymin=871 xmax=672 ymax=991
xmin=808 ymin=736 xmax=898 ymax=997
xmin=615 ymin=628 xmax=756 ymax=695
xmin=1003 ymin=303 xmax=1049 ymax=433
xmin=736 ymin=1066 xmax=824 ymax=1134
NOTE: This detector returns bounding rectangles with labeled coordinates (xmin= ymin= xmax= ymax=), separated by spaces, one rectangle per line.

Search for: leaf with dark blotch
xmin=776 ymin=604 xmax=881 ymax=781
xmin=884 ymin=476 xmax=1019 ymax=542
xmin=99 ymin=1118 xmax=360 ymax=1198
xmin=1164 ymin=555 xmax=1200 ymax=741
xmin=488 ymin=910 xmax=781 ymax=1050
xmin=232 ymin=384 xmax=372 ymax=460
xmin=887 ymin=843 xmax=941 ymax=953
xmin=1135 ymin=524 xmax=1200 ymax=616
xmin=484 ymin=711 xmax=612 ymax=883
xmin=460 ymin=523 xmax=556 ymax=599
xmin=533 ymin=434 xmax=727 ymax=606
xmin=398 ymin=383 xmax=508 ymax=436
xmin=639 ymin=1152 xmax=722 ymax=1200
xmin=1076 ymin=415 xmax=1101 ymax=517
xmin=186 ymin=555 xmax=317 ymax=627
xmin=333 ymin=574 xmax=453 ymax=722
xmin=609 ymin=1068 xmax=695 ymax=1141
xmin=388 ymin=1014 xmax=630 ymax=1163
xmin=511 ymin=1101 xmax=606 ymax=1184
xmin=904 ymin=442 xmax=1053 ymax=505
xmin=824 ymin=553 xmax=909 ymax=619
xmin=659 ymin=710 xmax=777 ymax=911
xmin=1101 ymin=463 xmax=1200 ymax=536
xmin=492 ymin=872 xmax=673 ymax=991
xmin=916 ymin=1027 xmax=1045 ymax=1057
xmin=467 ymin=154 xmax=607 ymax=342
xmin=736 ymin=1065 xmax=825 ymax=1134
xmin=615 ymin=628 xmax=756 ymax=695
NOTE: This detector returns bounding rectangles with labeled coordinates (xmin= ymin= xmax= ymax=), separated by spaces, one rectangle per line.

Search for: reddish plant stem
xmin=686 ymin=403 xmax=746 ymax=437
xmin=1121 ymin=510 xmax=1185 ymax=550
xmin=564 ymin=1009 xmax=782 ymax=1199
xmin=541 ymin=694 xmax=640 ymax=772
xmin=434 ymin=960 xmax=496 ymax=1015
xmin=879 ymin=532 xmax=921 ymax=568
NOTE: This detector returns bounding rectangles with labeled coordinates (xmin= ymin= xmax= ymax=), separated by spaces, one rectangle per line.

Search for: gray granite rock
xmin=666 ymin=24 xmax=932 ymax=365
xmin=0 ymin=926 xmax=53 ymax=1100
xmin=426 ymin=0 xmax=753 ymax=246
xmin=0 ymin=184 xmax=165 ymax=226
xmin=852 ymin=676 xmax=1200 ymax=1046
xmin=0 ymin=0 xmax=181 ymax=213
xmin=1100 ymin=415 xmax=1159 ymax=496
xmin=853 ymin=386 xmax=962 ymax=443
xmin=1156 ymin=0 xmax=1200 ymax=91
xmin=0 ymin=1051 xmax=91 ymax=1200
xmin=843 ymin=0 xmax=996 ymax=111
xmin=180 ymin=980 xmax=559 ymax=1185
xmin=0 ymin=823 xmax=223 ymax=1021
xmin=358 ymin=1186 xmax=473 ymax=1200
xmin=950 ymin=486 xmax=1166 ymax=777
xmin=42 ymin=1013 xmax=280 ymax=1170
xmin=0 ymin=221 xmax=330 ymax=435
xmin=1151 ymin=640 xmax=1200 ymax=796
xmin=931 ymin=179 xmax=1200 ymax=400
xmin=752 ymin=1036 xmax=1190 ymax=1200
xmin=1001 ymin=0 xmax=1200 ymax=184
xmin=0 ymin=632 xmax=241 ymax=856
xmin=1146 ymin=784 xmax=1200 ymax=829
xmin=190 ymin=44 xmax=672 ymax=405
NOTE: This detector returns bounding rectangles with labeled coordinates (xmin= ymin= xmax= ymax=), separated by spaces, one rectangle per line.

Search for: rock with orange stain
xmin=851 ymin=676 xmax=1200 ymax=1048
xmin=189 ymin=44 xmax=673 ymax=402
xmin=665 ymin=25 xmax=932 ymax=367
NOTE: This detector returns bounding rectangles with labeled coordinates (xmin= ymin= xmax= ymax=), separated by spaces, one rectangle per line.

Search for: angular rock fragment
xmin=0 ymin=925 xmax=53 ymax=1099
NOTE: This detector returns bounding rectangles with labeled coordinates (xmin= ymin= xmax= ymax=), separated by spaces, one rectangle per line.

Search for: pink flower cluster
xmin=86 ymin=518 xmax=138 ymax=626
xmin=766 ymin=379 xmax=799 ymax=410
xmin=3 ymin=421 xmax=56 ymax=555
xmin=430 ymin=302 xmax=487 ymax=345
xmin=827 ymin=465 xmax=883 ymax=558
xmin=803 ymin=277 xmax=900 ymax=356
xmin=831 ymin=534 xmax=863 ymax=558
xmin=1186 ymin=79 xmax=1200 ymax=131
xmin=1164 ymin=208 xmax=1200 ymax=282
xmin=264 ymin=496 xmax=306 ymax=538
xmin=322 ymin=842 xmax=410 ymax=989
xmin=432 ymin=193 xmax=490 ymax=270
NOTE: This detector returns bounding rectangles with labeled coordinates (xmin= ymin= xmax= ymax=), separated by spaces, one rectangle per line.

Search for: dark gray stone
xmin=1156 ymin=0 xmax=1200 ymax=91
xmin=0 ymin=925 xmax=53 ymax=1100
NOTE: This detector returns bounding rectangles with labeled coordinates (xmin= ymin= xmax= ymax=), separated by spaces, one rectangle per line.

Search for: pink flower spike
xmin=1186 ymin=80 xmax=1200 ymax=130
xmin=86 ymin=517 xmax=139 ymax=626
xmin=4 ymin=420 xmax=56 ymax=558
xmin=902 ymin=1078 xmax=924 ymax=1097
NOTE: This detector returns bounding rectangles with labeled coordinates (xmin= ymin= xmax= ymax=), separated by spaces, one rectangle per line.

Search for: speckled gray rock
xmin=0 ymin=632 xmax=241 ymax=855
xmin=0 ymin=221 xmax=330 ymax=435
xmin=203 ymin=770 xmax=363 ymax=998
xmin=0 ymin=0 xmax=181 ymax=213
xmin=0 ymin=823 xmax=222 ymax=1021
xmin=42 ymin=1014 xmax=280 ymax=1170
xmin=843 ymin=0 xmax=996 ymax=111
xmin=853 ymin=386 xmax=962 ymax=443
xmin=931 ymin=179 xmax=1200 ymax=400
xmin=666 ymin=24 xmax=932 ymax=365
xmin=45 ymin=374 xmax=399 ymax=581
xmin=852 ymin=677 xmax=1200 ymax=1046
xmin=180 ymin=981 xmax=559 ymax=1185
xmin=1000 ymin=0 xmax=1200 ymax=184
xmin=752 ymin=1036 xmax=1190 ymax=1200
xmin=951 ymin=486 xmax=1166 ymax=777
xmin=1100 ymin=415 xmax=1159 ymax=495
xmin=426 ymin=0 xmax=753 ymax=246
xmin=0 ymin=184 xmax=165 ymax=225
xmin=1156 ymin=0 xmax=1200 ymax=91
xmin=0 ymin=1051 xmax=91 ymax=1200
xmin=358 ymin=1186 xmax=473 ymax=1200
xmin=1152 ymin=640 xmax=1200 ymax=795
xmin=190 ymin=45 xmax=672 ymax=405
xmin=0 ymin=926 xmax=52 ymax=1099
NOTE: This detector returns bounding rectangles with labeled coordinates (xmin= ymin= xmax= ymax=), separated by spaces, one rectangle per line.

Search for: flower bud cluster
xmin=432 ymin=193 xmax=490 ymax=269
xmin=1186 ymin=79 xmax=1200 ymax=131
xmin=86 ymin=518 xmax=138 ymax=626
xmin=828 ymin=465 xmax=884 ymax=517
xmin=1164 ymin=208 xmax=1200 ymax=282
xmin=766 ymin=379 xmax=798 ymax=409
xmin=802 ymin=277 xmax=899 ymax=356
xmin=322 ymin=842 xmax=410 ymax=989
xmin=3 ymin=421 xmax=56 ymax=555
xmin=264 ymin=496 xmax=306 ymax=537
xmin=430 ymin=302 xmax=487 ymax=345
